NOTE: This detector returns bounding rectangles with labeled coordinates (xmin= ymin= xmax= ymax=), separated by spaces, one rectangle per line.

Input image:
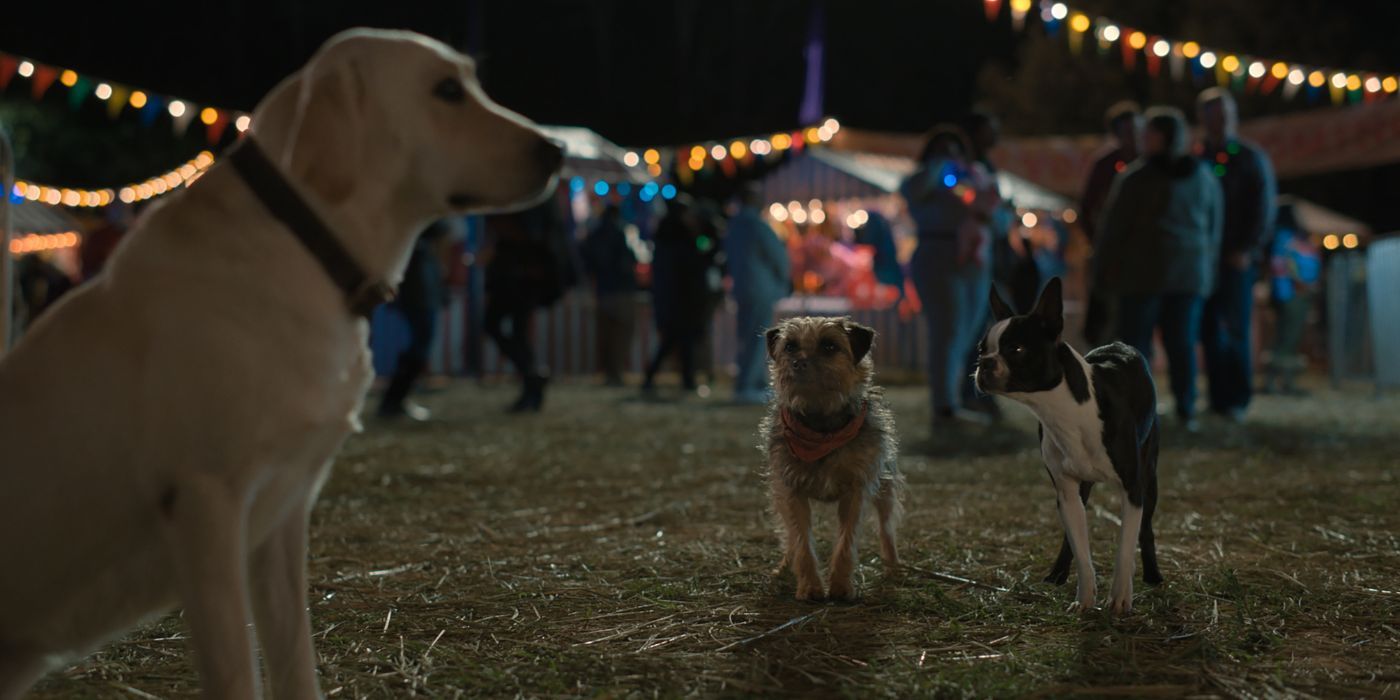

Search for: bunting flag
xmin=105 ymin=84 xmax=130 ymax=119
xmin=985 ymin=1 xmax=1400 ymax=104
xmin=0 ymin=48 xmax=253 ymax=144
xmin=0 ymin=54 xmax=17 ymax=90
xmin=171 ymin=106 xmax=196 ymax=138
xmin=66 ymin=76 xmax=92 ymax=110
xmin=30 ymin=64 xmax=58 ymax=100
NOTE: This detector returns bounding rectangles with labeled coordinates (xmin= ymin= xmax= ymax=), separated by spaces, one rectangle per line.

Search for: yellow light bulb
xmin=1128 ymin=31 xmax=1147 ymax=50
xmin=690 ymin=145 xmax=706 ymax=161
xmin=1181 ymin=41 xmax=1200 ymax=59
xmin=1069 ymin=13 xmax=1090 ymax=33
xmin=59 ymin=69 xmax=78 ymax=87
xmin=200 ymin=107 xmax=218 ymax=125
xmin=1308 ymin=71 xmax=1326 ymax=88
xmin=643 ymin=148 xmax=661 ymax=165
xmin=129 ymin=91 xmax=147 ymax=109
xmin=1221 ymin=55 xmax=1240 ymax=73
xmin=1271 ymin=62 xmax=1289 ymax=80
xmin=729 ymin=140 xmax=747 ymax=159
xmin=1384 ymin=76 xmax=1398 ymax=94
xmin=1346 ymin=74 xmax=1361 ymax=91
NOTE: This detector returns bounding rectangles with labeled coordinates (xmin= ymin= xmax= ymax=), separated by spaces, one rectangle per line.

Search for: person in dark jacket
xmin=379 ymin=220 xmax=452 ymax=420
xmin=1097 ymin=107 xmax=1224 ymax=430
xmin=483 ymin=197 xmax=574 ymax=412
xmin=581 ymin=204 xmax=639 ymax=387
xmin=642 ymin=195 xmax=711 ymax=394
xmin=1197 ymin=87 xmax=1277 ymax=422
xmin=1079 ymin=101 xmax=1143 ymax=346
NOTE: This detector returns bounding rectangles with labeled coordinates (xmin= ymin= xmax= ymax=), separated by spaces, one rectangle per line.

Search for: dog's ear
xmin=766 ymin=327 xmax=783 ymax=361
xmin=844 ymin=321 xmax=875 ymax=364
xmin=1030 ymin=277 xmax=1065 ymax=337
xmin=283 ymin=50 xmax=367 ymax=205
xmin=989 ymin=284 xmax=1016 ymax=322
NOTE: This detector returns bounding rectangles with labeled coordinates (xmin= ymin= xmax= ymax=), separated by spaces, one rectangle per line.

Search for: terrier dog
xmin=762 ymin=317 xmax=903 ymax=601
xmin=973 ymin=278 xmax=1163 ymax=614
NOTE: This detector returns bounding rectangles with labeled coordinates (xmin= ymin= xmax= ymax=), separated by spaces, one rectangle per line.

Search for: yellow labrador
xmin=0 ymin=29 xmax=560 ymax=699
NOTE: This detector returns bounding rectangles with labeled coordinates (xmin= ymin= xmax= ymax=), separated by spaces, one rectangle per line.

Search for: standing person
xmin=853 ymin=210 xmax=904 ymax=297
xmin=1097 ymin=107 xmax=1223 ymax=431
xmin=1079 ymin=101 xmax=1144 ymax=346
xmin=961 ymin=110 xmax=1013 ymax=418
xmin=80 ymin=203 xmax=133 ymax=282
xmin=726 ymin=185 xmax=791 ymax=404
xmin=379 ymin=220 xmax=452 ymax=420
xmin=642 ymin=195 xmax=709 ymax=394
xmin=581 ymin=204 xmax=639 ymax=387
xmin=1260 ymin=200 xmax=1320 ymax=396
xmin=1197 ymin=87 xmax=1277 ymax=422
xmin=900 ymin=125 xmax=1001 ymax=429
xmin=483 ymin=197 xmax=573 ymax=412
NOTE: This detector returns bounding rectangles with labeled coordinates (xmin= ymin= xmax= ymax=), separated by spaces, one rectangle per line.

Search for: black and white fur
xmin=973 ymin=278 xmax=1162 ymax=614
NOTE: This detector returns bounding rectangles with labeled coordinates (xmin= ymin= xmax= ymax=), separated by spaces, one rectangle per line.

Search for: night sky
xmin=4 ymin=0 xmax=1400 ymax=225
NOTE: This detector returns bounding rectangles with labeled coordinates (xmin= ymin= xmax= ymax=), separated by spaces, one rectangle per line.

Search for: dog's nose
xmin=791 ymin=358 xmax=809 ymax=371
xmin=536 ymin=138 xmax=565 ymax=173
xmin=978 ymin=356 xmax=997 ymax=373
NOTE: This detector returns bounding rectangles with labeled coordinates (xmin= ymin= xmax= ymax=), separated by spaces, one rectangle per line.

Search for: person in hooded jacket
xmin=1096 ymin=106 xmax=1224 ymax=431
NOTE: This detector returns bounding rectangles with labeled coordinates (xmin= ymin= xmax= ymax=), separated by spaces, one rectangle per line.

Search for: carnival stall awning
xmin=10 ymin=197 xmax=80 ymax=234
xmin=538 ymin=125 xmax=648 ymax=184
xmin=760 ymin=145 xmax=1072 ymax=213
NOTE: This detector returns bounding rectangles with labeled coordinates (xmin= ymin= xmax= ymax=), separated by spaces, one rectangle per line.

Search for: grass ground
xmin=31 ymin=376 xmax=1400 ymax=698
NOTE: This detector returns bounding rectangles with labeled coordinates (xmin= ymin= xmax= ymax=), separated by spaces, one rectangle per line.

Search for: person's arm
xmin=1208 ymin=174 xmax=1225 ymax=274
xmin=1225 ymin=148 xmax=1276 ymax=267
xmin=1093 ymin=172 xmax=1131 ymax=286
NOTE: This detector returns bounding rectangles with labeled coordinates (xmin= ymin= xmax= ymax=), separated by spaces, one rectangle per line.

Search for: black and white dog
xmin=973 ymin=278 xmax=1162 ymax=614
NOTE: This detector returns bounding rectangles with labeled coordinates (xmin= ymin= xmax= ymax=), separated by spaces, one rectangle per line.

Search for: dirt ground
xmin=31 ymin=376 xmax=1400 ymax=698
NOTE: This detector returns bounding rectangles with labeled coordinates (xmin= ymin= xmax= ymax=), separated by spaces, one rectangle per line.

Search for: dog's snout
xmin=536 ymin=138 xmax=565 ymax=173
xmin=978 ymin=356 xmax=997 ymax=373
xmin=791 ymin=357 xmax=809 ymax=371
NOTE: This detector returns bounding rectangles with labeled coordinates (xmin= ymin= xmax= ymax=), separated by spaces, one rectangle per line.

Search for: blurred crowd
xmin=9 ymin=86 xmax=1319 ymax=432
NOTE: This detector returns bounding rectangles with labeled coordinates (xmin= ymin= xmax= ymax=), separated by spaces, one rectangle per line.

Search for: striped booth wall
xmin=371 ymin=290 xmax=937 ymax=381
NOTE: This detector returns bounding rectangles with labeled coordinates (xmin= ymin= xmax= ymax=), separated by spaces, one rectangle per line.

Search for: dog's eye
xmin=1010 ymin=344 xmax=1025 ymax=354
xmin=784 ymin=340 xmax=798 ymax=353
xmin=821 ymin=341 xmax=837 ymax=353
xmin=432 ymin=78 xmax=466 ymax=104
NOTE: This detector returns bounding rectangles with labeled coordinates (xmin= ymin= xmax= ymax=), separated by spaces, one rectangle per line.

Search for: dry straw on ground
xmin=33 ymin=378 xmax=1400 ymax=698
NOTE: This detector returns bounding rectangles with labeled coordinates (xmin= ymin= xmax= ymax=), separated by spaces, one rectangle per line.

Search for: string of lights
xmin=8 ymin=151 xmax=217 ymax=209
xmin=989 ymin=0 xmax=1399 ymax=105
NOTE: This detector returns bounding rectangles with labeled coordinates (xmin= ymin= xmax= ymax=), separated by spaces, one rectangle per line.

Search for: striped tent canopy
xmin=539 ymin=125 xmax=648 ymax=184
xmin=9 ymin=197 xmax=80 ymax=235
xmin=760 ymin=147 xmax=1073 ymax=212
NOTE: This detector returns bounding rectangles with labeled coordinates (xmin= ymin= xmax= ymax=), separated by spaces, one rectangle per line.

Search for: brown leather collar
xmin=780 ymin=403 xmax=868 ymax=463
xmin=227 ymin=137 xmax=393 ymax=319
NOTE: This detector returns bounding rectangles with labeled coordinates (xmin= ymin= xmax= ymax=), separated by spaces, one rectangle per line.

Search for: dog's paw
xmin=795 ymin=580 xmax=826 ymax=602
xmin=1068 ymin=599 xmax=1097 ymax=614
xmin=1107 ymin=595 xmax=1133 ymax=615
xmin=827 ymin=579 xmax=859 ymax=602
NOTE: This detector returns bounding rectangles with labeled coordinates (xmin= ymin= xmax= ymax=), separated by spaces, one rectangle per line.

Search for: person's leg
xmin=959 ymin=266 xmax=995 ymax=413
xmin=1202 ymin=265 xmax=1255 ymax=415
xmin=1115 ymin=294 xmax=1161 ymax=362
xmin=733 ymin=298 xmax=761 ymax=398
xmin=380 ymin=304 xmax=437 ymax=417
xmin=597 ymin=295 xmax=624 ymax=385
xmin=678 ymin=325 xmax=699 ymax=390
xmin=912 ymin=242 xmax=961 ymax=418
xmin=643 ymin=329 xmax=676 ymax=389
xmin=1275 ymin=292 xmax=1310 ymax=393
xmin=1157 ymin=294 xmax=1204 ymax=421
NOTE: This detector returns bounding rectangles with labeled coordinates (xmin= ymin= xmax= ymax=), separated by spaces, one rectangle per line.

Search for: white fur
xmin=983 ymin=319 xmax=1009 ymax=356
xmin=1001 ymin=344 xmax=1142 ymax=613
xmin=0 ymin=29 xmax=557 ymax=699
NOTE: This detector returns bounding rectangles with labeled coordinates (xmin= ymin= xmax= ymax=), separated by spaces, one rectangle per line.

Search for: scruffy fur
xmin=761 ymin=317 xmax=904 ymax=601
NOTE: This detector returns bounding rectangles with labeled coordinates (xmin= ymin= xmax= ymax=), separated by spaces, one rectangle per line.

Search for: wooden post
xmin=0 ymin=126 xmax=13 ymax=356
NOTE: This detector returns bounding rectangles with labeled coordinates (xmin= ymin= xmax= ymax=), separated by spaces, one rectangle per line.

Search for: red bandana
xmin=780 ymin=403 xmax=868 ymax=463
